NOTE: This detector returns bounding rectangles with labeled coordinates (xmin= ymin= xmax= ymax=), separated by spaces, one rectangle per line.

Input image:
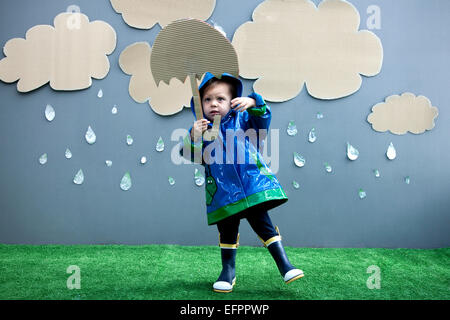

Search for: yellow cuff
xmin=219 ymin=234 xmax=240 ymax=249
xmin=259 ymin=226 xmax=282 ymax=247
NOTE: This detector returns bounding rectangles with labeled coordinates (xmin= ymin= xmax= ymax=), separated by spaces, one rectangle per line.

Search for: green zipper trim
xmin=250 ymin=152 xmax=275 ymax=182
xmin=207 ymin=188 xmax=288 ymax=225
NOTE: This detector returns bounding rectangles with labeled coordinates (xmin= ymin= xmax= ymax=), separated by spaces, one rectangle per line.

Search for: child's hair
xmin=199 ymin=77 xmax=238 ymax=101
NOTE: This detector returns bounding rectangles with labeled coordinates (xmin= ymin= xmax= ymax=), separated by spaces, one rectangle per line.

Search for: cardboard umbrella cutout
xmin=150 ymin=19 xmax=239 ymax=141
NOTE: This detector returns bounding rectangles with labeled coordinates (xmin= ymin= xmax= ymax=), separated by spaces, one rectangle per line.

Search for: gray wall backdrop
xmin=0 ymin=0 xmax=449 ymax=248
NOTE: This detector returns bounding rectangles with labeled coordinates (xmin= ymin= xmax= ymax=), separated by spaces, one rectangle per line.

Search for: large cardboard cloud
xmin=367 ymin=93 xmax=439 ymax=135
xmin=0 ymin=12 xmax=116 ymax=92
xmin=110 ymin=0 xmax=216 ymax=29
xmin=232 ymin=0 xmax=383 ymax=101
xmin=119 ymin=42 xmax=192 ymax=116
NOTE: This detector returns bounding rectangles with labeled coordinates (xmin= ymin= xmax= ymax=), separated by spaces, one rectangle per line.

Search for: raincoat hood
xmin=190 ymin=72 xmax=243 ymax=120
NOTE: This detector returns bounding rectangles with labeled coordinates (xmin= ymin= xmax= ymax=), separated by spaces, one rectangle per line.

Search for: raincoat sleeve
xmin=245 ymin=92 xmax=271 ymax=130
xmin=179 ymin=127 xmax=204 ymax=164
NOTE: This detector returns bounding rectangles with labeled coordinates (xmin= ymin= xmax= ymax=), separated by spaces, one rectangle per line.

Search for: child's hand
xmin=231 ymin=97 xmax=256 ymax=113
xmin=191 ymin=119 xmax=210 ymax=142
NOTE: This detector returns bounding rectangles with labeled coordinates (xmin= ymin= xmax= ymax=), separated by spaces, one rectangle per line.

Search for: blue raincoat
xmin=181 ymin=72 xmax=287 ymax=225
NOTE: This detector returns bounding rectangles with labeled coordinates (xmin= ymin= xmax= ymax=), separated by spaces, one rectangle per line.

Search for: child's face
xmin=201 ymin=82 xmax=233 ymax=121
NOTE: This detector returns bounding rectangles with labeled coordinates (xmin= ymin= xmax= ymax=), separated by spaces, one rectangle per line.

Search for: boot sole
xmin=213 ymin=278 xmax=236 ymax=293
xmin=285 ymin=273 xmax=304 ymax=284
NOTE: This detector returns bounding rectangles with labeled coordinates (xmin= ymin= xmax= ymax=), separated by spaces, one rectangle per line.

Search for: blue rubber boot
xmin=261 ymin=227 xmax=304 ymax=284
xmin=267 ymin=240 xmax=304 ymax=284
xmin=213 ymin=234 xmax=239 ymax=293
xmin=213 ymin=248 xmax=237 ymax=293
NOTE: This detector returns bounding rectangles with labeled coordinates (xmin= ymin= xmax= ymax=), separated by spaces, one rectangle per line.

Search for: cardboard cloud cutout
xmin=232 ymin=0 xmax=383 ymax=102
xmin=367 ymin=93 xmax=439 ymax=135
xmin=119 ymin=42 xmax=192 ymax=116
xmin=110 ymin=0 xmax=216 ymax=29
xmin=0 ymin=12 xmax=116 ymax=93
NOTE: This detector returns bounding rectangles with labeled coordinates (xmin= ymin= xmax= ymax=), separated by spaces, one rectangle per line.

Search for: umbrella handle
xmin=189 ymin=73 xmax=220 ymax=141
xmin=189 ymin=73 xmax=204 ymax=121
xmin=203 ymin=114 xmax=221 ymax=141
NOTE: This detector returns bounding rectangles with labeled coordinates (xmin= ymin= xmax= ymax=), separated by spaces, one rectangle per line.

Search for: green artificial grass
xmin=0 ymin=244 xmax=448 ymax=300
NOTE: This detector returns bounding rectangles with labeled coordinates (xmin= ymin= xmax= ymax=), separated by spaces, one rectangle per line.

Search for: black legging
xmin=216 ymin=206 xmax=278 ymax=245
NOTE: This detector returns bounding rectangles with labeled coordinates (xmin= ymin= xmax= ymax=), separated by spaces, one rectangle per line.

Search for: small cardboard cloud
xmin=110 ymin=0 xmax=216 ymax=29
xmin=232 ymin=0 xmax=383 ymax=102
xmin=0 ymin=12 xmax=116 ymax=92
xmin=119 ymin=42 xmax=192 ymax=116
xmin=367 ymin=93 xmax=438 ymax=135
